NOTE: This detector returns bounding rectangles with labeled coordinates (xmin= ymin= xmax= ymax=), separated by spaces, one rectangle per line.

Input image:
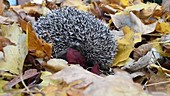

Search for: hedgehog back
xmin=34 ymin=7 xmax=117 ymax=65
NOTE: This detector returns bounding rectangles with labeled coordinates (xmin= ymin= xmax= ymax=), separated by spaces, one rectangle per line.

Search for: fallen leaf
xmin=66 ymin=48 xmax=86 ymax=67
xmin=156 ymin=22 xmax=170 ymax=34
xmin=124 ymin=2 xmax=161 ymax=12
xmin=111 ymin=12 xmax=157 ymax=34
xmin=117 ymin=58 xmax=135 ymax=67
xmin=91 ymin=64 xmax=100 ymax=75
xmin=0 ymin=16 xmax=15 ymax=24
xmin=90 ymin=2 xmax=104 ymax=19
xmin=22 ymin=5 xmax=43 ymax=14
xmin=109 ymin=0 xmax=129 ymax=7
xmin=3 ymin=8 xmax=19 ymax=22
xmin=133 ymin=44 xmax=152 ymax=60
xmin=146 ymin=71 xmax=170 ymax=95
xmin=150 ymin=92 xmax=170 ymax=96
xmin=132 ymin=0 xmax=143 ymax=4
xmin=62 ymin=0 xmax=90 ymax=12
xmin=27 ymin=25 xmax=52 ymax=58
xmin=0 ymin=36 xmax=16 ymax=52
xmin=0 ymin=23 xmax=28 ymax=74
xmin=150 ymin=64 xmax=170 ymax=74
xmin=154 ymin=43 xmax=170 ymax=57
xmin=38 ymin=66 xmax=150 ymax=96
xmin=112 ymin=26 xmax=134 ymax=66
xmin=42 ymin=2 xmax=51 ymax=16
xmin=35 ymin=79 xmax=84 ymax=96
xmin=43 ymin=59 xmax=69 ymax=73
xmin=134 ymin=32 xmax=142 ymax=44
xmin=161 ymin=0 xmax=170 ymax=11
xmin=49 ymin=65 xmax=102 ymax=88
xmin=3 ymin=69 xmax=39 ymax=90
xmin=83 ymin=69 xmax=150 ymax=96
xmin=0 ymin=0 xmax=5 ymax=15
xmin=18 ymin=17 xmax=52 ymax=58
xmin=122 ymin=51 xmax=152 ymax=71
xmin=0 ymin=80 xmax=8 ymax=93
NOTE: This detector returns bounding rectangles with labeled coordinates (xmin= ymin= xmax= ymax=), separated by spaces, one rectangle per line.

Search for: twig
xmin=151 ymin=51 xmax=164 ymax=73
xmin=144 ymin=80 xmax=170 ymax=87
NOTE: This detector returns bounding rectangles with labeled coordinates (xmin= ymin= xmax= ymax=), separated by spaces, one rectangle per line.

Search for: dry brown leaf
xmin=0 ymin=0 xmax=5 ymax=15
xmin=38 ymin=66 xmax=150 ymax=96
xmin=35 ymin=80 xmax=85 ymax=96
xmin=22 ymin=4 xmax=42 ymax=14
xmin=3 ymin=69 xmax=39 ymax=90
xmin=19 ymin=17 xmax=52 ymax=58
xmin=124 ymin=3 xmax=162 ymax=13
xmin=100 ymin=4 xmax=117 ymax=14
xmin=146 ymin=71 xmax=170 ymax=95
xmin=83 ymin=69 xmax=150 ymax=96
xmin=111 ymin=12 xmax=157 ymax=34
xmin=132 ymin=0 xmax=143 ymax=4
xmin=0 ymin=16 xmax=15 ymax=24
xmin=49 ymin=65 xmax=102 ymax=88
xmin=150 ymin=92 xmax=170 ymax=96
xmin=122 ymin=51 xmax=152 ymax=71
xmin=0 ymin=36 xmax=16 ymax=52
xmin=124 ymin=2 xmax=163 ymax=20
xmin=133 ymin=44 xmax=152 ymax=60
xmin=27 ymin=28 xmax=52 ymax=58
xmin=18 ymin=17 xmax=33 ymax=32
xmin=90 ymin=2 xmax=104 ymax=19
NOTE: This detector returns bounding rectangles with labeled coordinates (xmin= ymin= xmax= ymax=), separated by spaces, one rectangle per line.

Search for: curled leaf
xmin=122 ymin=51 xmax=152 ymax=71
xmin=133 ymin=44 xmax=152 ymax=60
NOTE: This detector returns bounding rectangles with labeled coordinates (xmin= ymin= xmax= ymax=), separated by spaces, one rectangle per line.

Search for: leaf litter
xmin=0 ymin=0 xmax=170 ymax=96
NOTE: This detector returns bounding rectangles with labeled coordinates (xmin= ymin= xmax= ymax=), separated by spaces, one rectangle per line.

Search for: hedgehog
xmin=33 ymin=7 xmax=117 ymax=66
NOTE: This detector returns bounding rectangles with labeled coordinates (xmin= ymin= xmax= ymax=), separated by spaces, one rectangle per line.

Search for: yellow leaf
xmin=125 ymin=2 xmax=162 ymax=19
xmin=110 ymin=0 xmax=129 ymax=7
xmin=0 ymin=80 xmax=8 ymax=93
xmin=40 ymin=71 xmax=61 ymax=87
xmin=116 ymin=58 xmax=134 ymax=67
xmin=0 ymin=23 xmax=28 ymax=74
xmin=153 ymin=43 xmax=170 ymax=57
xmin=120 ymin=0 xmax=129 ymax=7
xmin=156 ymin=22 xmax=170 ymax=34
xmin=134 ymin=32 xmax=142 ymax=44
xmin=125 ymin=3 xmax=161 ymax=12
xmin=62 ymin=0 xmax=90 ymax=12
xmin=36 ymin=71 xmax=83 ymax=96
xmin=112 ymin=26 xmax=134 ymax=66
